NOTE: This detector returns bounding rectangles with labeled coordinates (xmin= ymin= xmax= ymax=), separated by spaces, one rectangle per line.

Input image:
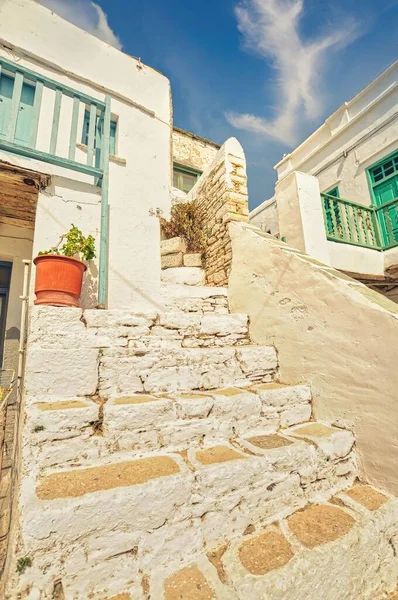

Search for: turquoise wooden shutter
xmin=0 ymin=75 xmax=14 ymax=140
xmin=82 ymin=110 xmax=117 ymax=158
xmin=368 ymin=151 xmax=398 ymax=244
xmin=0 ymin=74 xmax=35 ymax=146
xmin=15 ymin=81 xmax=35 ymax=146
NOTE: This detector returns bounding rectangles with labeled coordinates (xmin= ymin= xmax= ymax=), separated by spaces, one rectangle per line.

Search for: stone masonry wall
xmin=172 ymin=127 xmax=220 ymax=173
xmin=24 ymin=305 xmax=276 ymax=401
xmin=188 ymin=138 xmax=249 ymax=286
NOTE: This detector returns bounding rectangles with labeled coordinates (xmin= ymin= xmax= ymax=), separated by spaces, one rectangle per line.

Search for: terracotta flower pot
xmin=33 ymin=255 xmax=87 ymax=307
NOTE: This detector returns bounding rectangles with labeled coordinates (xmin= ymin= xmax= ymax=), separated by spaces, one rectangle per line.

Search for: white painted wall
xmin=276 ymin=171 xmax=331 ymax=264
xmin=275 ymin=62 xmax=398 ymax=207
xmin=328 ymin=242 xmax=384 ymax=276
xmin=0 ymin=0 xmax=172 ymax=311
xmin=249 ymin=197 xmax=279 ymax=236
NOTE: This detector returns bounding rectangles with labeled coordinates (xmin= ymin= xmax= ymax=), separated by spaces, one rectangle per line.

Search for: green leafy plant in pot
xmin=33 ymin=225 xmax=96 ymax=307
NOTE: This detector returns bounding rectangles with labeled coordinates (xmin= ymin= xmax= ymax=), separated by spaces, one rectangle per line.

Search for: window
xmin=368 ymin=152 xmax=398 ymax=185
xmin=0 ymin=74 xmax=36 ymax=146
xmin=82 ymin=110 xmax=117 ymax=156
xmin=173 ymin=164 xmax=201 ymax=193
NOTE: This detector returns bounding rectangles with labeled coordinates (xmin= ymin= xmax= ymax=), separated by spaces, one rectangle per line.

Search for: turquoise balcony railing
xmin=0 ymin=56 xmax=111 ymax=305
xmin=321 ymin=193 xmax=398 ymax=251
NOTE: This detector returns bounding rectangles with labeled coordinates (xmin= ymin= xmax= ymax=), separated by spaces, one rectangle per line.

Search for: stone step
xmin=161 ymin=284 xmax=229 ymax=313
xmin=99 ymin=344 xmax=276 ymax=396
xmin=22 ymin=423 xmax=357 ymax=598
xmin=157 ymin=484 xmax=398 ymax=600
xmin=161 ymin=266 xmax=205 ymax=286
xmin=103 ymin=384 xmax=313 ymax=453
xmin=27 ymin=384 xmax=316 ymax=467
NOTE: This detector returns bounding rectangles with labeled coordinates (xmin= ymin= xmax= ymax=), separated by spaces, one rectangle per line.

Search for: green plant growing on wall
xmin=160 ymin=201 xmax=206 ymax=254
xmin=39 ymin=225 xmax=96 ymax=261
xmin=16 ymin=556 xmax=32 ymax=574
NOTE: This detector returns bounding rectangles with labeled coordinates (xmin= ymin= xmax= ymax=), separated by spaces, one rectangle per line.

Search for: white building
xmin=251 ymin=61 xmax=398 ymax=299
xmin=0 ymin=0 xmax=219 ymax=378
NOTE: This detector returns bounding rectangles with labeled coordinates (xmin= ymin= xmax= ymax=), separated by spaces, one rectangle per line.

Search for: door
xmin=0 ymin=262 xmax=12 ymax=368
xmin=0 ymin=74 xmax=35 ymax=146
xmin=368 ymin=152 xmax=398 ymax=245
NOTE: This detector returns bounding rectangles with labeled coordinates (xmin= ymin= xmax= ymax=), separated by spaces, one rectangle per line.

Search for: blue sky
xmin=39 ymin=0 xmax=398 ymax=210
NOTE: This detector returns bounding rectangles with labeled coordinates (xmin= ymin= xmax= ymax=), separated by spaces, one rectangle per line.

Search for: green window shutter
xmin=368 ymin=151 xmax=398 ymax=186
xmin=0 ymin=74 xmax=35 ymax=146
xmin=82 ymin=110 xmax=117 ymax=156
xmin=368 ymin=150 xmax=398 ymax=244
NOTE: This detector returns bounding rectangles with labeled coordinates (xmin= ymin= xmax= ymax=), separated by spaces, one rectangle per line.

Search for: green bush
xmin=39 ymin=224 xmax=96 ymax=261
xmin=160 ymin=202 xmax=206 ymax=254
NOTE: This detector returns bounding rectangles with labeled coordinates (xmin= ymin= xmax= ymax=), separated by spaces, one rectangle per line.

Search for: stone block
xmin=286 ymin=422 xmax=355 ymax=460
xmin=25 ymin=347 xmax=99 ymax=398
xmin=159 ymin=312 xmax=201 ymax=330
xmin=174 ymin=392 xmax=215 ymax=419
xmin=200 ymin=313 xmax=248 ymax=336
xmin=280 ymin=403 xmax=312 ymax=428
xmin=28 ymin=399 xmax=99 ymax=443
xmin=23 ymin=461 xmax=191 ymax=551
xmin=207 ymin=388 xmax=262 ymax=421
xmin=183 ymin=253 xmax=202 ymax=267
xmin=28 ymin=306 xmax=85 ymax=348
xmin=162 ymin=267 xmax=205 ymax=286
xmin=37 ymin=435 xmax=103 ymax=469
xmin=36 ymin=455 xmax=181 ymax=500
xmin=163 ymin=565 xmax=216 ymax=600
xmin=235 ymin=346 xmax=278 ymax=377
xmin=251 ymin=383 xmax=311 ymax=408
xmin=161 ymin=237 xmax=187 ymax=256
xmin=84 ymin=310 xmax=155 ymax=328
xmin=238 ymin=527 xmax=293 ymax=575
xmin=161 ymin=253 xmax=184 ymax=269
xmin=104 ymin=395 xmax=175 ymax=432
xmin=159 ymin=419 xmax=233 ymax=450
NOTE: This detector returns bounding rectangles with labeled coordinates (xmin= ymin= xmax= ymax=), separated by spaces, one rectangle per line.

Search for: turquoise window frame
xmin=366 ymin=149 xmax=398 ymax=245
xmin=366 ymin=149 xmax=398 ymax=202
xmin=173 ymin=163 xmax=202 ymax=193
xmin=82 ymin=110 xmax=117 ymax=156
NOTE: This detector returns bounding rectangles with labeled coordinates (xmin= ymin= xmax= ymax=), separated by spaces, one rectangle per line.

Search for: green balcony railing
xmin=0 ymin=56 xmax=111 ymax=305
xmin=321 ymin=193 xmax=398 ymax=251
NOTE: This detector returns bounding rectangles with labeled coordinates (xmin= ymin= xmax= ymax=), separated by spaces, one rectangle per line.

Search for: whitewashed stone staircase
xmin=9 ymin=286 xmax=398 ymax=599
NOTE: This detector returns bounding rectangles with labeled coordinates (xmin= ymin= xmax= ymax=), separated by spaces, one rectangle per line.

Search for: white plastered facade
xmin=0 ymin=0 xmax=172 ymax=319
xmin=251 ymin=61 xmax=398 ymax=277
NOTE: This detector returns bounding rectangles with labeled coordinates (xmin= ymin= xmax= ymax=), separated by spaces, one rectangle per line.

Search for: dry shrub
xmin=160 ymin=201 xmax=206 ymax=254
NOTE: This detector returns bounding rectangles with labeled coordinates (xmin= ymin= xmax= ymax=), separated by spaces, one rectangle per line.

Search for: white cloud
xmin=226 ymin=0 xmax=360 ymax=146
xmin=38 ymin=0 xmax=122 ymax=50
